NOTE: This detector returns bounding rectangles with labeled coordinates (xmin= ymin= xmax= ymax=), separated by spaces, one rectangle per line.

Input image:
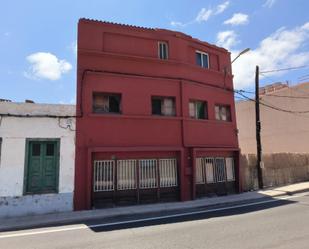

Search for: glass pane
xmin=93 ymin=93 xmax=109 ymax=113
xmin=162 ymin=98 xmax=175 ymax=116
xmin=46 ymin=143 xmax=55 ymax=156
xmin=162 ymin=43 xmax=167 ymax=60
xmin=189 ymin=102 xmax=195 ymax=118
xmin=225 ymin=158 xmax=235 ymax=181
xmin=214 ymin=158 xmax=226 ymax=182
xmin=109 ymin=95 xmax=121 ymax=113
xmin=215 ymin=106 xmax=220 ymax=120
xmin=152 ymin=98 xmax=162 ymax=115
xmin=196 ymin=52 xmax=202 ymax=66
xmin=196 ymin=101 xmax=205 ymax=119
xmin=204 ymin=102 xmax=208 ymax=119
xmin=159 ymin=43 xmax=163 ymax=59
xmin=202 ymin=54 xmax=209 ymax=68
xmin=159 ymin=43 xmax=168 ymax=60
xmin=32 ymin=144 xmax=41 ymax=156
xmin=221 ymin=107 xmax=227 ymax=121
xmin=226 ymin=106 xmax=231 ymax=121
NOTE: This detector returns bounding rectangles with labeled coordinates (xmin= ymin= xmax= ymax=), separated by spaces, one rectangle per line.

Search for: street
xmin=0 ymin=193 xmax=308 ymax=249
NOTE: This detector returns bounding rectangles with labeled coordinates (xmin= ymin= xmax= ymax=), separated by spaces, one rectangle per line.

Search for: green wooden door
xmin=26 ymin=140 xmax=59 ymax=194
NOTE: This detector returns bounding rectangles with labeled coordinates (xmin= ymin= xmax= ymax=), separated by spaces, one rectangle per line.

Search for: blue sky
xmin=1 ymin=0 xmax=309 ymax=104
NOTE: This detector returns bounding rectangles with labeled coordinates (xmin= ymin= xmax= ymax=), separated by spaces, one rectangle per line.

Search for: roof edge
xmin=79 ymin=18 xmax=228 ymax=53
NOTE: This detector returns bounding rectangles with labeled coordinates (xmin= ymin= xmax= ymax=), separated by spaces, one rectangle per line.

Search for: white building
xmin=0 ymin=101 xmax=76 ymax=218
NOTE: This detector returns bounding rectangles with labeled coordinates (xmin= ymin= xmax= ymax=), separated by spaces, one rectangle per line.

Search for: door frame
xmin=23 ymin=138 xmax=60 ymax=195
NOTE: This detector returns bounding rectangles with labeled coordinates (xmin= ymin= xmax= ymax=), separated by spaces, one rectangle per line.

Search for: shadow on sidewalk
xmin=86 ymin=196 xmax=298 ymax=233
xmin=1 ymin=191 xmax=307 ymax=233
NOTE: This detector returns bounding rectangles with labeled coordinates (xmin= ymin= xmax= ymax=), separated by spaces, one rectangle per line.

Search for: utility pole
xmin=255 ymin=65 xmax=263 ymax=189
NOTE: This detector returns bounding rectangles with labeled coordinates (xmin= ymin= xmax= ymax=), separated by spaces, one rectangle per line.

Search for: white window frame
xmin=196 ymin=50 xmax=209 ymax=69
xmin=158 ymin=41 xmax=168 ymax=60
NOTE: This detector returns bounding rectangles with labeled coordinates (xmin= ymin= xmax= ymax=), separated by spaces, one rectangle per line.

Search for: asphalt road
xmin=0 ymin=193 xmax=309 ymax=249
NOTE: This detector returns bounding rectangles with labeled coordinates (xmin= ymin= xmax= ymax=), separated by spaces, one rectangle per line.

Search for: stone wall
xmin=241 ymin=153 xmax=309 ymax=191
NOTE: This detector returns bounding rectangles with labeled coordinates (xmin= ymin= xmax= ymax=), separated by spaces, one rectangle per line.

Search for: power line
xmin=234 ymin=90 xmax=309 ymax=114
xmin=260 ymin=65 xmax=309 ymax=74
xmin=262 ymin=93 xmax=309 ymax=99
xmin=298 ymin=74 xmax=309 ymax=80
xmin=298 ymin=77 xmax=309 ymax=83
xmin=259 ymin=71 xmax=309 ymax=97
xmin=236 ymin=89 xmax=255 ymax=94
xmin=259 ymin=72 xmax=280 ymax=83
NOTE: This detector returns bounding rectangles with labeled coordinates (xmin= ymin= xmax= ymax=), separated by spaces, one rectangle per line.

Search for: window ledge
xmin=87 ymin=113 xmax=234 ymax=124
xmin=88 ymin=113 xmax=182 ymax=120
xmin=184 ymin=118 xmax=233 ymax=125
xmin=79 ymin=49 xmax=230 ymax=78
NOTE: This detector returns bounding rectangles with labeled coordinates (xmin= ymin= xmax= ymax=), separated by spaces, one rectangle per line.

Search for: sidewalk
xmin=1 ymin=181 xmax=308 ymax=232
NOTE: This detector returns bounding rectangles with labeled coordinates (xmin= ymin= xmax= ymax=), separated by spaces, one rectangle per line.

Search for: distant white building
xmin=0 ymin=101 xmax=76 ymax=218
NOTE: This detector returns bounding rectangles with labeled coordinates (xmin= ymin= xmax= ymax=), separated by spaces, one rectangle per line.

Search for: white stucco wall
xmin=0 ymin=102 xmax=76 ymax=217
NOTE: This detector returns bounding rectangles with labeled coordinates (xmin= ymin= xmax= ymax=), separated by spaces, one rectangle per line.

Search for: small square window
xmin=158 ymin=42 xmax=168 ymax=60
xmin=196 ymin=51 xmax=209 ymax=68
xmin=215 ymin=105 xmax=231 ymax=121
xmin=93 ymin=92 xmax=121 ymax=114
xmin=46 ymin=143 xmax=55 ymax=156
xmin=152 ymin=97 xmax=176 ymax=116
xmin=32 ymin=143 xmax=41 ymax=156
xmin=189 ymin=100 xmax=208 ymax=119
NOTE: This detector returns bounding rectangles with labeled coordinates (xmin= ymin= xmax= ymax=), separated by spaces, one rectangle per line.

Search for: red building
xmin=74 ymin=18 xmax=240 ymax=210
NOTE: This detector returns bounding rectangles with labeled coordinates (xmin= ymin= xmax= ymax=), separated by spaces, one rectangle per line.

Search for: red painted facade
xmin=75 ymin=18 xmax=240 ymax=210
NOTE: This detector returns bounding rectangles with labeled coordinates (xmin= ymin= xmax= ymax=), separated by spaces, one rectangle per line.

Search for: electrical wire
xmin=260 ymin=65 xmax=309 ymax=74
xmin=259 ymin=72 xmax=281 ymax=84
xmin=299 ymin=78 xmax=309 ymax=83
xmin=261 ymin=93 xmax=309 ymax=99
xmin=298 ymin=74 xmax=309 ymax=80
xmin=234 ymin=90 xmax=309 ymax=114
xmin=236 ymin=89 xmax=255 ymax=94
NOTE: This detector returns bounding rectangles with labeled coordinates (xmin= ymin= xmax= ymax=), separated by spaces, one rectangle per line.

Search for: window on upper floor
xmin=196 ymin=51 xmax=209 ymax=69
xmin=93 ymin=92 xmax=121 ymax=114
xmin=189 ymin=100 xmax=208 ymax=119
xmin=158 ymin=42 xmax=168 ymax=60
xmin=215 ymin=105 xmax=231 ymax=121
xmin=152 ymin=97 xmax=176 ymax=116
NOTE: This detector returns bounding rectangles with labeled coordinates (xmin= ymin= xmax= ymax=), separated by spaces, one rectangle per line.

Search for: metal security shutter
xmin=225 ymin=157 xmax=235 ymax=181
xmin=93 ymin=160 xmax=115 ymax=192
xmin=195 ymin=156 xmax=236 ymax=198
xmin=92 ymin=157 xmax=179 ymax=207
xmin=117 ymin=160 xmax=137 ymax=190
xmin=159 ymin=158 xmax=178 ymax=187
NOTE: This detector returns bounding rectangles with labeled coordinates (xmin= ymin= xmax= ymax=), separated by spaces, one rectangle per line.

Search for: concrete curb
xmin=1 ymin=186 xmax=309 ymax=232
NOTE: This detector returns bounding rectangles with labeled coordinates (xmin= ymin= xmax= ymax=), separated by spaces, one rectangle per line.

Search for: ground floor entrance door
xmin=24 ymin=139 xmax=60 ymax=194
